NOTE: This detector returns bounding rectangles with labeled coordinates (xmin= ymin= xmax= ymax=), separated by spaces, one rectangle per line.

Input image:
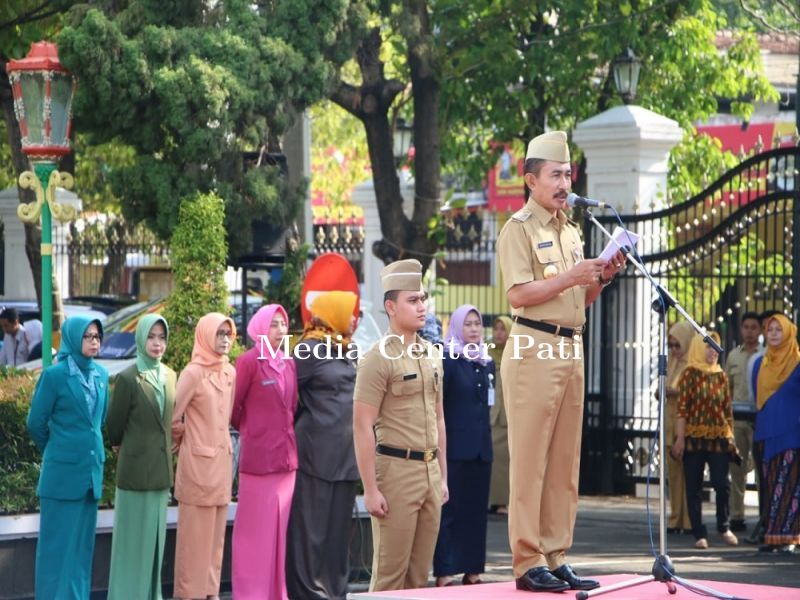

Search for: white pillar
xmin=573 ymin=106 xmax=683 ymax=442
xmin=0 ymin=187 xmax=82 ymax=301
xmin=574 ymin=105 xmax=683 ymax=214
xmin=0 ymin=187 xmax=36 ymax=299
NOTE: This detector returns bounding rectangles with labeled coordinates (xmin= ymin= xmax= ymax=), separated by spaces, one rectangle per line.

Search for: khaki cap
xmin=381 ymin=259 xmax=423 ymax=294
xmin=525 ymin=131 xmax=570 ymax=162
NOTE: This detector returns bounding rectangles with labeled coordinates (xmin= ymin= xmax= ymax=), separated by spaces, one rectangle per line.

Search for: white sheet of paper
xmin=598 ymin=226 xmax=640 ymax=263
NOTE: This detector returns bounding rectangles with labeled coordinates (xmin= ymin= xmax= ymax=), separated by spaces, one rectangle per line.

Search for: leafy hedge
xmin=163 ymin=192 xmax=231 ymax=371
xmin=0 ymin=369 xmax=117 ymax=514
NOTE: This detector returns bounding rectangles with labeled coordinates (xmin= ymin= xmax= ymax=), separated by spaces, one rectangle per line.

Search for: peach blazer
xmin=171 ymin=362 xmax=236 ymax=506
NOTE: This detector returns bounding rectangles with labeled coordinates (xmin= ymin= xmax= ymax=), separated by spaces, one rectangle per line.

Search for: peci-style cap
xmin=525 ymin=131 xmax=570 ymax=162
xmin=381 ymin=259 xmax=423 ymax=294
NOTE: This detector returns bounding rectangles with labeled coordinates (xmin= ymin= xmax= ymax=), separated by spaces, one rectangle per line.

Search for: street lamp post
xmin=612 ymin=47 xmax=642 ymax=105
xmin=393 ymin=117 xmax=413 ymax=167
xmin=7 ymin=41 xmax=77 ymax=367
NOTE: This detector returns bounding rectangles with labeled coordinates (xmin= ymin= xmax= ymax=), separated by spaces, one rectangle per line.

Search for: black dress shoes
xmin=551 ymin=564 xmax=600 ymax=591
xmin=515 ymin=566 xmax=570 ymax=592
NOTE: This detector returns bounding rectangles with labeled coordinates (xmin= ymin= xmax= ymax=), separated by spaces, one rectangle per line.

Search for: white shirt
xmin=0 ymin=326 xmax=29 ymax=366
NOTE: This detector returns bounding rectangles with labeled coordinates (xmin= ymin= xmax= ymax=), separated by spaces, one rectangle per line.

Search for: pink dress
xmin=231 ymin=347 xmax=298 ymax=599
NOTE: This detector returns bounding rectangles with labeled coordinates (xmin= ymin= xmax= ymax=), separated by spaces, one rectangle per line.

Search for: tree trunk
xmin=330 ymin=27 xmax=414 ymax=266
xmin=402 ymin=0 xmax=440 ymax=271
xmin=99 ymin=220 xmax=126 ymax=295
xmin=330 ymin=5 xmax=443 ymax=273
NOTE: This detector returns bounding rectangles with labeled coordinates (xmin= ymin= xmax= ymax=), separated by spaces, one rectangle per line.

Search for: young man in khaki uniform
xmin=496 ymin=131 xmax=626 ymax=593
xmin=353 ymin=258 xmax=449 ymax=591
xmin=725 ymin=311 xmax=761 ymax=531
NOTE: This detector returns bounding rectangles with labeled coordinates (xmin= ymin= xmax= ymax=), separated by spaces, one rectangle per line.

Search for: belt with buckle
xmin=376 ymin=444 xmax=438 ymax=462
xmin=513 ymin=316 xmax=582 ymax=339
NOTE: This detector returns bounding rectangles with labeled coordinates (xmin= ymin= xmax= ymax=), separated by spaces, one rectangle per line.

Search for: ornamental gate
xmin=580 ymin=144 xmax=800 ymax=494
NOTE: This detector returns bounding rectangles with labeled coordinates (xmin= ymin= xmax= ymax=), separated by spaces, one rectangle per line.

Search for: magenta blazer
xmin=231 ymin=348 xmax=298 ymax=474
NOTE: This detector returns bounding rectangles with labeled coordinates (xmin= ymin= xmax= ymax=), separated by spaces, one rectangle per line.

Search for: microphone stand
xmin=576 ymin=210 xmax=744 ymax=600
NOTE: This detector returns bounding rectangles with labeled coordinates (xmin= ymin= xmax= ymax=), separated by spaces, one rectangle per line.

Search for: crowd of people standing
xmin=23 ymin=284 xmax=520 ymax=599
xmin=666 ymin=310 xmax=800 ymax=554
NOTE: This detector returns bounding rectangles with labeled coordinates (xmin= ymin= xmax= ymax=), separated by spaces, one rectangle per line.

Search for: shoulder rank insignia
xmin=511 ymin=208 xmax=532 ymax=222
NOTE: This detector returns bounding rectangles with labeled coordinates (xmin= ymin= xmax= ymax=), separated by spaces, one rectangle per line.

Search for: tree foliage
xmin=56 ymin=0 xmax=368 ymax=257
xmin=434 ymin=0 xmax=778 ymax=185
xmin=330 ymin=0 xmax=778 ymax=271
xmin=310 ymin=100 xmax=372 ymax=208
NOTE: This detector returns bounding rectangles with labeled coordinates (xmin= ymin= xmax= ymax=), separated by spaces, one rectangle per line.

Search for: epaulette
xmin=511 ymin=208 xmax=532 ymax=222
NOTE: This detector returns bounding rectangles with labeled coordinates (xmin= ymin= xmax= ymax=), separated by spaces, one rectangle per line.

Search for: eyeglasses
xmin=82 ymin=334 xmax=102 ymax=342
xmin=668 ymin=342 xmax=681 ymax=349
xmin=216 ymin=331 xmax=234 ymax=340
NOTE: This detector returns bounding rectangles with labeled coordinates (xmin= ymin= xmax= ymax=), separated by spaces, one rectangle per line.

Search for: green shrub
xmin=0 ymin=371 xmax=118 ymax=514
xmin=163 ymin=191 xmax=230 ymax=371
xmin=0 ymin=371 xmax=40 ymax=514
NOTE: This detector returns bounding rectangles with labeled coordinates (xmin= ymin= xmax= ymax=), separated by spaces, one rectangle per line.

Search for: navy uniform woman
xmin=433 ymin=304 xmax=494 ymax=587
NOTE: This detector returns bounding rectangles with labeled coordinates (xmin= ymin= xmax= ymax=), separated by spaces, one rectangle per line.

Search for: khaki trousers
xmin=502 ymin=331 xmax=584 ymax=577
xmin=665 ymin=397 xmax=692 ymax=530
xmin=369 ymin=456 xmax=442 ymax=591
xmin=174 ymin=503 xmax=227 ymax=599
xmin=730 ymin=419 xmax=754 ymax=521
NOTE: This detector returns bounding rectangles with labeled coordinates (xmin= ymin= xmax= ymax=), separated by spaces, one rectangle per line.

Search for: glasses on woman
xmin=216 ymin=330 xmax=234 ymax=340
xmin=82 ymin=334 xmax=102 ymax=342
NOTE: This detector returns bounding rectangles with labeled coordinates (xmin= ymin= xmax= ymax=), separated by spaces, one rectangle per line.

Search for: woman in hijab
xmin=107 ymin=315 xmax=176 ymax=599
xmin=665 ymin=320 xmax=694 ymax=534
xmin=23 ymin=318 xmax=43 ymax=361
xmin=286 ymin=291 xmax=360 ymax=600
xmin=172 ymin=312 xmax=237 ymax=600
xmin=26 ymin=316 xmax=108 ymax=599
xmin=672 ymin=332 xmax=739 ymax=549
xmin=231 ymin=305 xmax=297 ymax=600
xmin=488 ymin=315 xmax=512 ymax=514
xmin=752 ymin=314 xmax=800 ymax=552
xmin=433 ymin=304 xmax=494 ymax=587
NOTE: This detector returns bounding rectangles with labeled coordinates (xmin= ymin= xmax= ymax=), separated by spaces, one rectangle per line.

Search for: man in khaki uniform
xmin=353 ymin=259 xmax=448 ymax=591
xmin=724 ymin=311 xmax=761 ymax=531
xmin=496 ymin=131 xmax=625 ymax=593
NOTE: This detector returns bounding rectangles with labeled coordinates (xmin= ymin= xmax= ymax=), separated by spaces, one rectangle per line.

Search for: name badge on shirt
xmin=402 ymin=373 xmax=417 ymax=381
xmin=487 ymin=373 xmax=495 ymax=406
xmin=261 ymin=379 xmax=277 ymax=386
xmin=537 ymin=240 xmax=554 ymax=249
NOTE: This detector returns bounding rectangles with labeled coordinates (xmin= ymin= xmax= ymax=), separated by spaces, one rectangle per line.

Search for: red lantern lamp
xmin=6 ymin=41 xmax=76 ymax=160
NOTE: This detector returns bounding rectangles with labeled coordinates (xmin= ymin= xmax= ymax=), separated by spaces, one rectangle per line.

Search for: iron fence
xmin=51 ymin=215 xmax=170 ymax=300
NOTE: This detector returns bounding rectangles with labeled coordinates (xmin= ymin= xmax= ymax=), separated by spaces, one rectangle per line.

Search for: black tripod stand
xmin=576 ymin=210 xmax=747 ymax=600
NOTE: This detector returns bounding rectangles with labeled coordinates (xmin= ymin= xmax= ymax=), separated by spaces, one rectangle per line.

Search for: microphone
xmin=566 ymin=192 xmax=609 ymax=209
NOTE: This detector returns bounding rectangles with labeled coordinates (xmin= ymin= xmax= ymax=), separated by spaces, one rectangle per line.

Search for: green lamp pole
xmin=7 ymin=41 xmax=77 ymax=367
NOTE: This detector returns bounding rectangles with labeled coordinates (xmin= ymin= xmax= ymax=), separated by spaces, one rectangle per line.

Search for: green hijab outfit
xmin=135 ymin=314 xmax=168 ymax=414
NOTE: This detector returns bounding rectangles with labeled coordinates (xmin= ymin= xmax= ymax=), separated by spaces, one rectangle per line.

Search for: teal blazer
xmin=107 ymin=363 xmax=177 ymax=490
xmin=27 ymin=360 xmax=109 ymax=501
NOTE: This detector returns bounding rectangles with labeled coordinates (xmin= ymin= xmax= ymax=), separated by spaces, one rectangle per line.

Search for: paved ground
xmin=348 ymin=495 xmax=799 ymax=594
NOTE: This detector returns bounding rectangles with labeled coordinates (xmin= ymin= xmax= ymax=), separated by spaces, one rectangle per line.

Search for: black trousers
xmin=683 ymin=450 xmax=731 ymax=540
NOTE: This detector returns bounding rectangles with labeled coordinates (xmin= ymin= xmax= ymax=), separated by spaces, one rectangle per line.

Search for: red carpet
xmin=348 ymin=574 xmax=799 ymax=599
